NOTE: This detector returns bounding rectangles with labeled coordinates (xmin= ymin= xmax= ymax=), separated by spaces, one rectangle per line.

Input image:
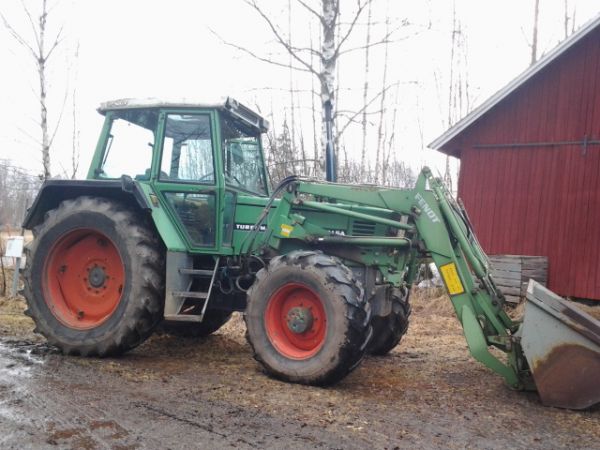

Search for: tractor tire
xmin=160 ymin=310 xmax=232 ymax=338
xmin=245 ymin=251 xmax=372 ymax=386
xmin=367 ymin=288 xmax=411 ymax=356
xmin=23 ymin=196 xmax=164 ymax=356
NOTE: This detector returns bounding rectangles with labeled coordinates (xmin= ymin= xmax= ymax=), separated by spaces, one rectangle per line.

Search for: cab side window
xmin=160 ymin=114 xmax=214 ymax=183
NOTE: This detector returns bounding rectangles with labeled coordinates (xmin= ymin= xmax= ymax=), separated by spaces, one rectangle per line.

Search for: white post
xmin=5 ymin=236 xmax=24 ymax=298
xmin=10 ymin=257 xmax=21 ymax=298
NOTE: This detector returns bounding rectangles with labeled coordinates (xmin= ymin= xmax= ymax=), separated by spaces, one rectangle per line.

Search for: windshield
xmin=221 ymin=113 xmax=268 ymax=196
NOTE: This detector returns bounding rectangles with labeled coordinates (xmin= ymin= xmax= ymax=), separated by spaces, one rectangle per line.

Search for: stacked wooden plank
xmin=488 ymin=255 xmax=548 ymax=303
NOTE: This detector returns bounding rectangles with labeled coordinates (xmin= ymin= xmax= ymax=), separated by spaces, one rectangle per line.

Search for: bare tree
xmin=381 ymin=84 xmax=399 ymax=185
xmin=1 ymin=0 xmax=65 ymax=180
xmin=217 ymin=1 xmax=404 ymax=179
xmin=359 ymin=0 xmax=373 ymax=173
xmin=249 ymin=0 xmax=368 ymax=167
xmin=530 ymin=0 xmax=540 ymax=65
xmin=309 ymin=24 xmax=322 ymax=176
xmin=287 ymin=0 xmax=298 ymax=163
xmin=374 ymin=0 xmax=390 ymax=184
xmin=563 ymin=0 xmax=577 ymax=39
xmin=70 ymin=42 xmax=80 ymax=179
xmin=0 ymin=161 xmax=41 ymax=227
xmin=441 ymin=1 xmax=471 ymax=192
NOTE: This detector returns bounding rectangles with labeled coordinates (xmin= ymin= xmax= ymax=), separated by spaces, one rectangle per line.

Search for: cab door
xmin=151 ymin=110 xmax=224 ymax=253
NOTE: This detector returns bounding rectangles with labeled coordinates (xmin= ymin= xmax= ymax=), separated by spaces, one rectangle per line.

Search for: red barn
xmin=430 ymin=15 xmax=600 ymax=301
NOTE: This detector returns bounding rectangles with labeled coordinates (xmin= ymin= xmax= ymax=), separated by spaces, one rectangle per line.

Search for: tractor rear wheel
xmin=367 ymin=287 xmax=411 ymax=356
xmin=160 ymin=309 xmax=232 ymax=338
xmin=245 ymin=251 xmax=371 ymax=386
xmin=24 ymin=196 xmax=164 ymax=356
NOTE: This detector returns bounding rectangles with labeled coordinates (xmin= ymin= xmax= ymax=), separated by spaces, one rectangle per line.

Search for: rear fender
xmin=23 ymin=177 xmax=151 ymax=230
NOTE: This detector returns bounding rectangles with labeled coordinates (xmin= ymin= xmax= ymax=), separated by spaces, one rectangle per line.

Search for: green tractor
xmin=23 ymin=98 xmax=600 ymax=409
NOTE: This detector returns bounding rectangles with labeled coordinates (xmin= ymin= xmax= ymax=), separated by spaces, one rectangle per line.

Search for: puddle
xmin=0 ymin=347 xmax=31 ymax=423
xmin=0 ymin=341 xmax=44 ymax=365
xmin=1 ymin=339 xmax=58 ymax=360
xmin=0 ymin=340 xmax=51 ymax=423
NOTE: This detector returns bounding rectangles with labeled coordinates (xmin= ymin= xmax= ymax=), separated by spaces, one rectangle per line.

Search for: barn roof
xmin=429 ymin=13 xmax=600 ymax=153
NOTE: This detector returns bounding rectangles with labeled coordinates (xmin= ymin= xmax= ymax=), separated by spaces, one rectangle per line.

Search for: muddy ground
xmin=0 ymin=286 xmax=599 ymax=450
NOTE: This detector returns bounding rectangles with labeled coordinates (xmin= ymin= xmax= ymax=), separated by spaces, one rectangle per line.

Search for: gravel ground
xmin=0 ymin=287 xmax=598 ymax=449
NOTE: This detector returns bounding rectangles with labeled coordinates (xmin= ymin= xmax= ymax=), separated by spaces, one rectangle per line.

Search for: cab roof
xmin=97 ymin=97 xmax=270 ymax=132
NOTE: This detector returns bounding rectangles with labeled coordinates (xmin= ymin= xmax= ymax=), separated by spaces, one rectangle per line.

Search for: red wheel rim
xmin=264 ymin=283 xmax=327 ymax=359
xmin=43 ymin=229 xmax=125 ymax=330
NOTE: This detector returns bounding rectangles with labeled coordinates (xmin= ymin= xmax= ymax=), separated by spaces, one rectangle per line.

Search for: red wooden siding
xmin=442 ymin=26 xmax=600 ymax=300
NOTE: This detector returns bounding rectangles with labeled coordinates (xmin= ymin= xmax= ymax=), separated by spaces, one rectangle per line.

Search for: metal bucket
xmin=521 ymin=280 xmax=600 ymax=410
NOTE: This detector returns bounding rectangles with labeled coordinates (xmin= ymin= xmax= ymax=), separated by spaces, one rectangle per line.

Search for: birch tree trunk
xmin=309 ymin=26 xmax=321 ymax=177
xmin=530 ymin=0 xmax=540 ymax=65
xmin=38 ymin=2 xmax=51 ymax=179
xmin=359 ymin=1 xmax=372 ymax=176
xmin=320 ymin=0 xmax=337 ymax=177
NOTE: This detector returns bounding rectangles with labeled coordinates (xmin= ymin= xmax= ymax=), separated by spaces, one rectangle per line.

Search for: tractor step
xmin=178 ymin=268 xmax=215 ymax=277
xmin=164 ymin=254 xmax=220 ymax=322
xmin=163 ymin=314 xmax=204 ymax=322
xmin=172 ymin=291 xmax=209 ymax=299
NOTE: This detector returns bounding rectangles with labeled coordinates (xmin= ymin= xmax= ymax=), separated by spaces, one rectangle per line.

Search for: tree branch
xmin=288 ymin=44 xmax=322 ymax=57
xmin=243 ymin=0 xmax=320 ymax=77
xmin=334 ymin=0 xmax=369 ymax=57
xmin=17 ymin=126 xmax=41 ymax=145
xmin=337 ymin=81 xmax=398 ymax=138
xmin=244 ymin=86 xmax=318 ymax=95
xmin=209 ymin=27 xmax=312 ymax=73
xmin=19 ymin=0 xmax=41 ymax=53
xmin=0 ymin=11 xmax=38 ymax=59
xmin=45 ymin=24 xmax=65 ymax=60
xmin=295 ymin=0 xmax=324 ymax=25
xmin=338 ymin=25 xmax=416 ymax=56
xmin=48 ymin=87 xmax=69 ymax=149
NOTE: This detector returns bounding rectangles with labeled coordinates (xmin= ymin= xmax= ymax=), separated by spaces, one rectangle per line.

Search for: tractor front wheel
xmin=367 ymin=287 xmax=411 ymax=356
xmin=24 ymin=196 xmax=164 ymax=356
xmin=245 ymin=251 xmax=371 ymax=386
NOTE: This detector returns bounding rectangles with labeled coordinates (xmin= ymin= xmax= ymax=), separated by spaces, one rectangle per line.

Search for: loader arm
xmin=252 ymin=168 xmax=532 ymax=389
xmin=410 ymin=169 xmax=530 ymax=389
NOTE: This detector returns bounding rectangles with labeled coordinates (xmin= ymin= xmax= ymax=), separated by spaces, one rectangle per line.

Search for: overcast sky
xmin=0 ymin=0 xmax=598 ymax=181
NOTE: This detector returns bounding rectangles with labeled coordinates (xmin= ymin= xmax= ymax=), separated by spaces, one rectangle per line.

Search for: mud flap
xmin=521 ymin=280 xmax=600 ymax=410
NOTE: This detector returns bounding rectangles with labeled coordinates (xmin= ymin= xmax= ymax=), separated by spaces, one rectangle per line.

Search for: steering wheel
xmin=197 ymin=173 xmax=214 ymax=182
xmin=225 ymin=173 xmax=243 ymax=186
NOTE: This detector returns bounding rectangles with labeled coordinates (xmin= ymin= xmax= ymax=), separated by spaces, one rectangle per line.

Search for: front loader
xmin=22 ymin=98 xmax=600 ymax=409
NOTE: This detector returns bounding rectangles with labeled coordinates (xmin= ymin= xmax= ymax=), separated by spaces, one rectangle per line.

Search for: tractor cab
xmin=89 ymin=98 xmax=271 ymax=251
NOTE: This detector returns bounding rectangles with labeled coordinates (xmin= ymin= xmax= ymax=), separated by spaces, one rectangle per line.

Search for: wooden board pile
xmin=489 ymin=255 xmax=548 ymax=303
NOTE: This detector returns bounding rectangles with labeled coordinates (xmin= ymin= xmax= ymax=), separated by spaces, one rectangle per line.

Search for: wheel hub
xmin=286 ymin=306 xmax=313 ymax=334
xmin=88 ymin=266 xmax=107 ymax=288
xmin=264 ymin=283 xmax=327 ymax=359
xmin=44 ymin=229 xmax=124 ymax=330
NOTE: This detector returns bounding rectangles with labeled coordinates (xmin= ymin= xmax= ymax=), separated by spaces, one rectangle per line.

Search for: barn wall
xmin=446 ymin=27 xmax=600 ymax=300
xmin=459 ymin=145 xmax=600 ymax=300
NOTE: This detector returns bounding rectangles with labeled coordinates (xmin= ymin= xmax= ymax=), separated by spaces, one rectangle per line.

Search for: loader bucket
xmin=520 ymin=280 xmax=600 ymax=410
